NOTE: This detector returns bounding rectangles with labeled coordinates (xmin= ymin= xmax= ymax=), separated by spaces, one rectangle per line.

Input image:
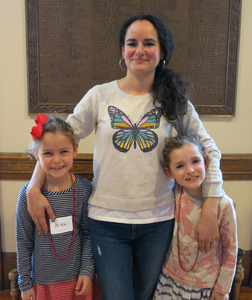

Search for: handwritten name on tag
xmin=49 ymin=216 xmax=73 ymax=235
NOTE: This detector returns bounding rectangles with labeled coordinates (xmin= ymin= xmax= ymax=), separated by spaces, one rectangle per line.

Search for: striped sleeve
xmin=16 ymin=183 xmax=35 ymax=291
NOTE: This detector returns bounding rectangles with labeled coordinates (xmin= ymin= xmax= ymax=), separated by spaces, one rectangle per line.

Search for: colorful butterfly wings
xmin=108 ymin=105 xmax=162 ymax=153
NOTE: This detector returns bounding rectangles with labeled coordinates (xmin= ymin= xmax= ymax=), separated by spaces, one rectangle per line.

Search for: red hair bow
xmin=30 ymin=113 xmax=49 ymax=140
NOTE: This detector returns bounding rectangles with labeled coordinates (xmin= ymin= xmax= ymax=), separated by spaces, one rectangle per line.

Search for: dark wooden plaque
xmin=27 ymin=0 xmax=241 ymax=116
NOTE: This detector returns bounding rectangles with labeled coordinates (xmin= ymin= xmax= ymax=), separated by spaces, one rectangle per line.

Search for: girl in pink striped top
xmin=154 ymin=135 xmax=237 ymax=300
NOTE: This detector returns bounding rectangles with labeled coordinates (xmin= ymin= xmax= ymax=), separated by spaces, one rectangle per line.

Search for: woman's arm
xmin=194 ymin=197 xmax=220 ymax=252
xmin=28 ymin=88 xmax=99 ymax=232
xmin=175 ymin=101 xmax=224 ymax=251
xmin=26 ymin=161 xmax=55 ymax=234
xmin=79 ymin=179 xmax=95 ymax=279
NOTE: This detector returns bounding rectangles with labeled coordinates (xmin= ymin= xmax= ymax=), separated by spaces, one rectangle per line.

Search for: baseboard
xmin=1 ymin=250 xmax=252 ymax=290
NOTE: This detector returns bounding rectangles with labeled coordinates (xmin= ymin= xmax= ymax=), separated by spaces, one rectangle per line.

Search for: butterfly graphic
xmin=108 ymin=106 xmax=162 ymax=153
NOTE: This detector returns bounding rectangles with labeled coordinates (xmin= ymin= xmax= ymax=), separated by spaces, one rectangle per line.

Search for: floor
xmin=238 ymin=287 xmax=252 ymax=300
xmin=1 ymin=287 xmax=252 ymax=300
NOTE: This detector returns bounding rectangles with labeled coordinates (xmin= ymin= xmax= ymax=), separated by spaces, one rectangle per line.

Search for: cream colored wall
xmin=0 ymin=1 xmax=251 ymax=252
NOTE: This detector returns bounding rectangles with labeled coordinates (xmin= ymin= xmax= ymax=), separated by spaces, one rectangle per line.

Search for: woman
xmin=27 ymin=13 xmax=223 ymax=300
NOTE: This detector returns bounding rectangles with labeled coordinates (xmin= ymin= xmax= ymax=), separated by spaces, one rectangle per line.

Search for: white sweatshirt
xmin=67 ymin=80 xmax=224 ymax=214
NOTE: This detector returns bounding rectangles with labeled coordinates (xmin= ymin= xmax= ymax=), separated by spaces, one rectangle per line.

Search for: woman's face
xmin=122 ymin=20 xmax=163 ymax=78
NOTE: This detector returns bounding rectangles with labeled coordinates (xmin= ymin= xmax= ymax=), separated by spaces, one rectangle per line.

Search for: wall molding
xmin=0 ymin=152 xmax=252 ymax=181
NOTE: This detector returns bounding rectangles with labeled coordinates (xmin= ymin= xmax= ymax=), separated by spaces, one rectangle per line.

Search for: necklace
xmin=177 ymin=186 xmax=200 ymax=272
xmin=44 ymin=171 xmax=76 ymax=261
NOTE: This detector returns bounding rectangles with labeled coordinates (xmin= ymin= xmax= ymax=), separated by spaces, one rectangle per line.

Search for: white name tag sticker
xmin=50 ymin=216 xmax=73 ymax=235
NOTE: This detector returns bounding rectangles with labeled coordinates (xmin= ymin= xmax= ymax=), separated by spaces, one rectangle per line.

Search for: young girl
xmin=154 ymin=135 xmax=237 ymax=300
xmin=16 ymin=113 xmax=95 ymax=300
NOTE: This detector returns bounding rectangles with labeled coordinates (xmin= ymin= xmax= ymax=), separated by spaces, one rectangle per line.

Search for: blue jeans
xmin=89 ymin=218 xmax=174 ymax=300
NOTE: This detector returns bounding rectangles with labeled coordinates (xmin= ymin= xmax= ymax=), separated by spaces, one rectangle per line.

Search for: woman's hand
xmin=75 ymin=275 xmax=92 ymax=296
xmin=194 ymin=197 xmax=220 ymax=252
xmin=26 ymin=161 xmax=55 ymax=234
xmin=21 ymin=288 xmax=36 ymax=300
xmin=27 ymin=187 xmax=55 ymax=234
xmin=210 ymin=290 xmax=229 ymax=300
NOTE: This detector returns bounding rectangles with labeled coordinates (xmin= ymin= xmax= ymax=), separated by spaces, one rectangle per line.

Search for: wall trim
xmin=0 ymin=152 xmax=252 ymax=181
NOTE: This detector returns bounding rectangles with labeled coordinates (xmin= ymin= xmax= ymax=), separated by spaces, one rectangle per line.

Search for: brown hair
xmin=32 ymin=116 xmax=77 ymax=154
xmin=162 ymin=135 xmax=205 ymax=168
xmin=119 ymin=13 xmax=188 ymax=122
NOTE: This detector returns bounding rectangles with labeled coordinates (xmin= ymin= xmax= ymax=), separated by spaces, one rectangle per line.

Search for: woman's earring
xmin=161 ymin=60 xmax=166 ymax=71
xmin=119 ymin=58 xmax=127 ymax=70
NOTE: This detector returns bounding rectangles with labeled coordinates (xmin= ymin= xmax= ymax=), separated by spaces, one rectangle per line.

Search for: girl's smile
xmin=185 ymin=176 xmax=199 ymax=182
xmin=51 ymin=166 xmax=65 ymax=171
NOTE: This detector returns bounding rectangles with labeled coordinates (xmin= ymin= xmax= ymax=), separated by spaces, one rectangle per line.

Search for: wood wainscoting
xmin=0 ymin=153 xmax=252 ymax=181
xmin=0 ymin=152 xmax=252 ymax=290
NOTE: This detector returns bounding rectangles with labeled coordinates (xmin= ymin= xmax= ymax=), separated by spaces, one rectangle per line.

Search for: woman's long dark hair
xmin=119 ymin=13 xmax=188 ymax=122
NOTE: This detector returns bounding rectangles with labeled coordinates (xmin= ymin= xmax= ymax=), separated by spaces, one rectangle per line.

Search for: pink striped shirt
xmin=163 ymin=186 xmax=237 ymax=294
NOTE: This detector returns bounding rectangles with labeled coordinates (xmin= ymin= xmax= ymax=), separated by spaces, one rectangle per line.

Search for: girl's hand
xmin=194 ymin=197 xmax=220 ymax=252
xmin=210 ymin=290 xmax=229 ymax=300
xmin=27 ymin=187 xmax=55 ymax=234
xmin=21 ymin=288 xmax=36 ymax=300
xmin=75 ymin=275 xmax=92 ymax=296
